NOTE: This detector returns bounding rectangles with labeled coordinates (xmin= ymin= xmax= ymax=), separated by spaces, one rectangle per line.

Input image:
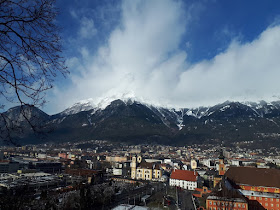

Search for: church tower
xmin=131 ymin=155 xmax=137 ymax=179
xmin=218 ymin=150 xmax=225 ymax=175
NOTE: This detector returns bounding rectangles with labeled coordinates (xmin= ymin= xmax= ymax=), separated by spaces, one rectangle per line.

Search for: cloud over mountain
xmin=49 ymin=0 xmax=280 ymax=113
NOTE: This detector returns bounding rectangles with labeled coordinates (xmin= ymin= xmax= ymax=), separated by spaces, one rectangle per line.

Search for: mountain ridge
xmin=2 ymin=99 xmax=280 ymax=146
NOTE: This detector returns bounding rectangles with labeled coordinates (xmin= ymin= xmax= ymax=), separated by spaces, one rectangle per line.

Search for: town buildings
xmin=1 ymin=140 xmax=280 ymax=209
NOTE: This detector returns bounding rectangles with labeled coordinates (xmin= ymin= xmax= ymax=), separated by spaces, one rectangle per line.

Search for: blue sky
xmin=44 ymin=0 xmax=280 ymax=114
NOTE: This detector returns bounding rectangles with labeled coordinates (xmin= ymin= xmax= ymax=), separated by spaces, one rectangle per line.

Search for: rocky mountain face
xmin=2 ymin=99 xmax=280 ymax=146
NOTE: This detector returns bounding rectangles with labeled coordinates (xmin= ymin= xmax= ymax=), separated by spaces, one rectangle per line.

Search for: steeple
xmin=219 ymin=149 xmax=225 ymax=160
xmin=218 ymin=149 xmax=225 ymax=176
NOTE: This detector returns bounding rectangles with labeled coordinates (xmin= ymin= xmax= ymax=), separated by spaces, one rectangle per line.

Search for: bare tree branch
xmin=0 ymin=0 xmax=67 ymax=144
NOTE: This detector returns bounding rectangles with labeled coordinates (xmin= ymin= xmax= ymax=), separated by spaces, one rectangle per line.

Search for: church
xmin=130 ymin=155 xmax=162 ymax=181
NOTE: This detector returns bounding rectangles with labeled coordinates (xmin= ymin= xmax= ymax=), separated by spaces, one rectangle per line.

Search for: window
xmin=277 ymin=199 xmax=279 ymax=202
xmin=209 ymin=201 xmax=212 ymax=205
xmin=271 ymin=204 xmax=274 ymax=207
xmin=242 ymin=204 xmax=245 ymax=208
xmin=265 ymin=203 xmax=268 ymax=206
xmin=265 ymin=198 xmax=268 ymax=201
xmin=271 ymin=198 xmax=274 ymax=201
xmin=259 ymin=197 xmax=262 ymax=200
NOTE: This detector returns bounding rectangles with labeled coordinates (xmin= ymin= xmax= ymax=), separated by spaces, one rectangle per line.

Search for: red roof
xmin=170 ymin=169 xmax=198 ymax=182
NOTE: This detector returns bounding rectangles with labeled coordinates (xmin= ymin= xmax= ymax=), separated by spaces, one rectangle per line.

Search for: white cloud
xmin=78 ymin=17 xmax=97 ymax=39
xmin=69 ymin=9 xmax=78 ymax=19
xmin=174 ymin=26 xmax=280 ymax=106
xmin=48 ymin=0 xmax=280 ymax=113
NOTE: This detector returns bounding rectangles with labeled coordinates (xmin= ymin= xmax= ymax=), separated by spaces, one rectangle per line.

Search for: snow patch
xmin=220 ymin=105 xmax=230 ymax=111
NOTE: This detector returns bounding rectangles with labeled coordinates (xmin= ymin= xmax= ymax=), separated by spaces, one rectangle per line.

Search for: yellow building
xmin=131 ymin=155 xmax=162 ymax=181
xmin=191 ymin=159 xmax=197 ymax=169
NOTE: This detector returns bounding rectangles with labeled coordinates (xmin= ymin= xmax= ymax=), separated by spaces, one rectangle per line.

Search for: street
xmin=177 ymin=189 xmax=196 ymax=210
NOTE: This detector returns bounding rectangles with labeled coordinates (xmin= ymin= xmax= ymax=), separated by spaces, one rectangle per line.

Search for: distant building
xmin=169 ymin=169 xmax=200 ymax=190
xmin=58 ymin=152 xmax=67 ymax=159
xmin=30 ymin=162 xmax=62 ymax=173
xmin=37 ymin=153 xmax=47 ymax=159
xmin=106 ymin=156 xmax=128 ymax=163
xmin=112 ymin=168 xmax=122 ymax=176
xmin=0 ymin=151 xmax=4 ymax=160
xmin=0 ymin=160 xmax=19 ymax=173
xmin=129 ymin=148 xmax=141 ymax=154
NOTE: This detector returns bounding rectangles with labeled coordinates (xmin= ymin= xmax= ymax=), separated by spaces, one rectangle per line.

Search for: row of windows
xmin=137 ymin=169 xmax=160 ymax=174
xmin=260 ymin=203 xmax=279 ymax=207
xmin=248 ymin=196 xmax=280 ymax=202
xmin=153 ymin=171 xmax=161 ymax=174
xmin=209 ymin=201 xmax=246 ymax=208
xmin=170 ymin=179 xmax=196 ymax=186
xmin=209 ymin=207 xmax=245 ymax=210
xmin=170 ymin=183 xmax=196 ymax=187
xmin=137 ymin=173 xmax=161 ymax=179
xmin=137 ymin=174 xmax=150 ymax=178
xmin=247 ymin=186 xmax=280 ymax=193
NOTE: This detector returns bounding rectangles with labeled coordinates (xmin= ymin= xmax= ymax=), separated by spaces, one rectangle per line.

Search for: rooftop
xmin=225 ymin=167 xmax=280 ymax=188
xmin=170 ymin=169 xmax=198 ymax=182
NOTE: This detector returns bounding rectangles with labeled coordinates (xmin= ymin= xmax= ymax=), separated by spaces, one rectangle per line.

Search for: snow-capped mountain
xmin=59 ymin=99 xmax=95 ymax=116
xmin=3 ymin=99 xmax=280 ymax=146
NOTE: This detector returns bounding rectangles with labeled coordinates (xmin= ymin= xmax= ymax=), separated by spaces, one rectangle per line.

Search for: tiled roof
xmin=225 ymin=167 xmax=280 ymax=188
xmin=170 ymin=169 xmax=198 ymax=182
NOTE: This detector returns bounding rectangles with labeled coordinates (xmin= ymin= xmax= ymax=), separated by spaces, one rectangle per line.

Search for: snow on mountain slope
xmin=60 ymin=99 xmax=95 ymax=116
xmin=59 ymin=97 xmax=280 ymax=133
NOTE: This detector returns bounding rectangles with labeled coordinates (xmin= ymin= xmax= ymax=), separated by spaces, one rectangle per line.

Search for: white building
xmin=169 ymin=169 xmax=199 ymax=190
